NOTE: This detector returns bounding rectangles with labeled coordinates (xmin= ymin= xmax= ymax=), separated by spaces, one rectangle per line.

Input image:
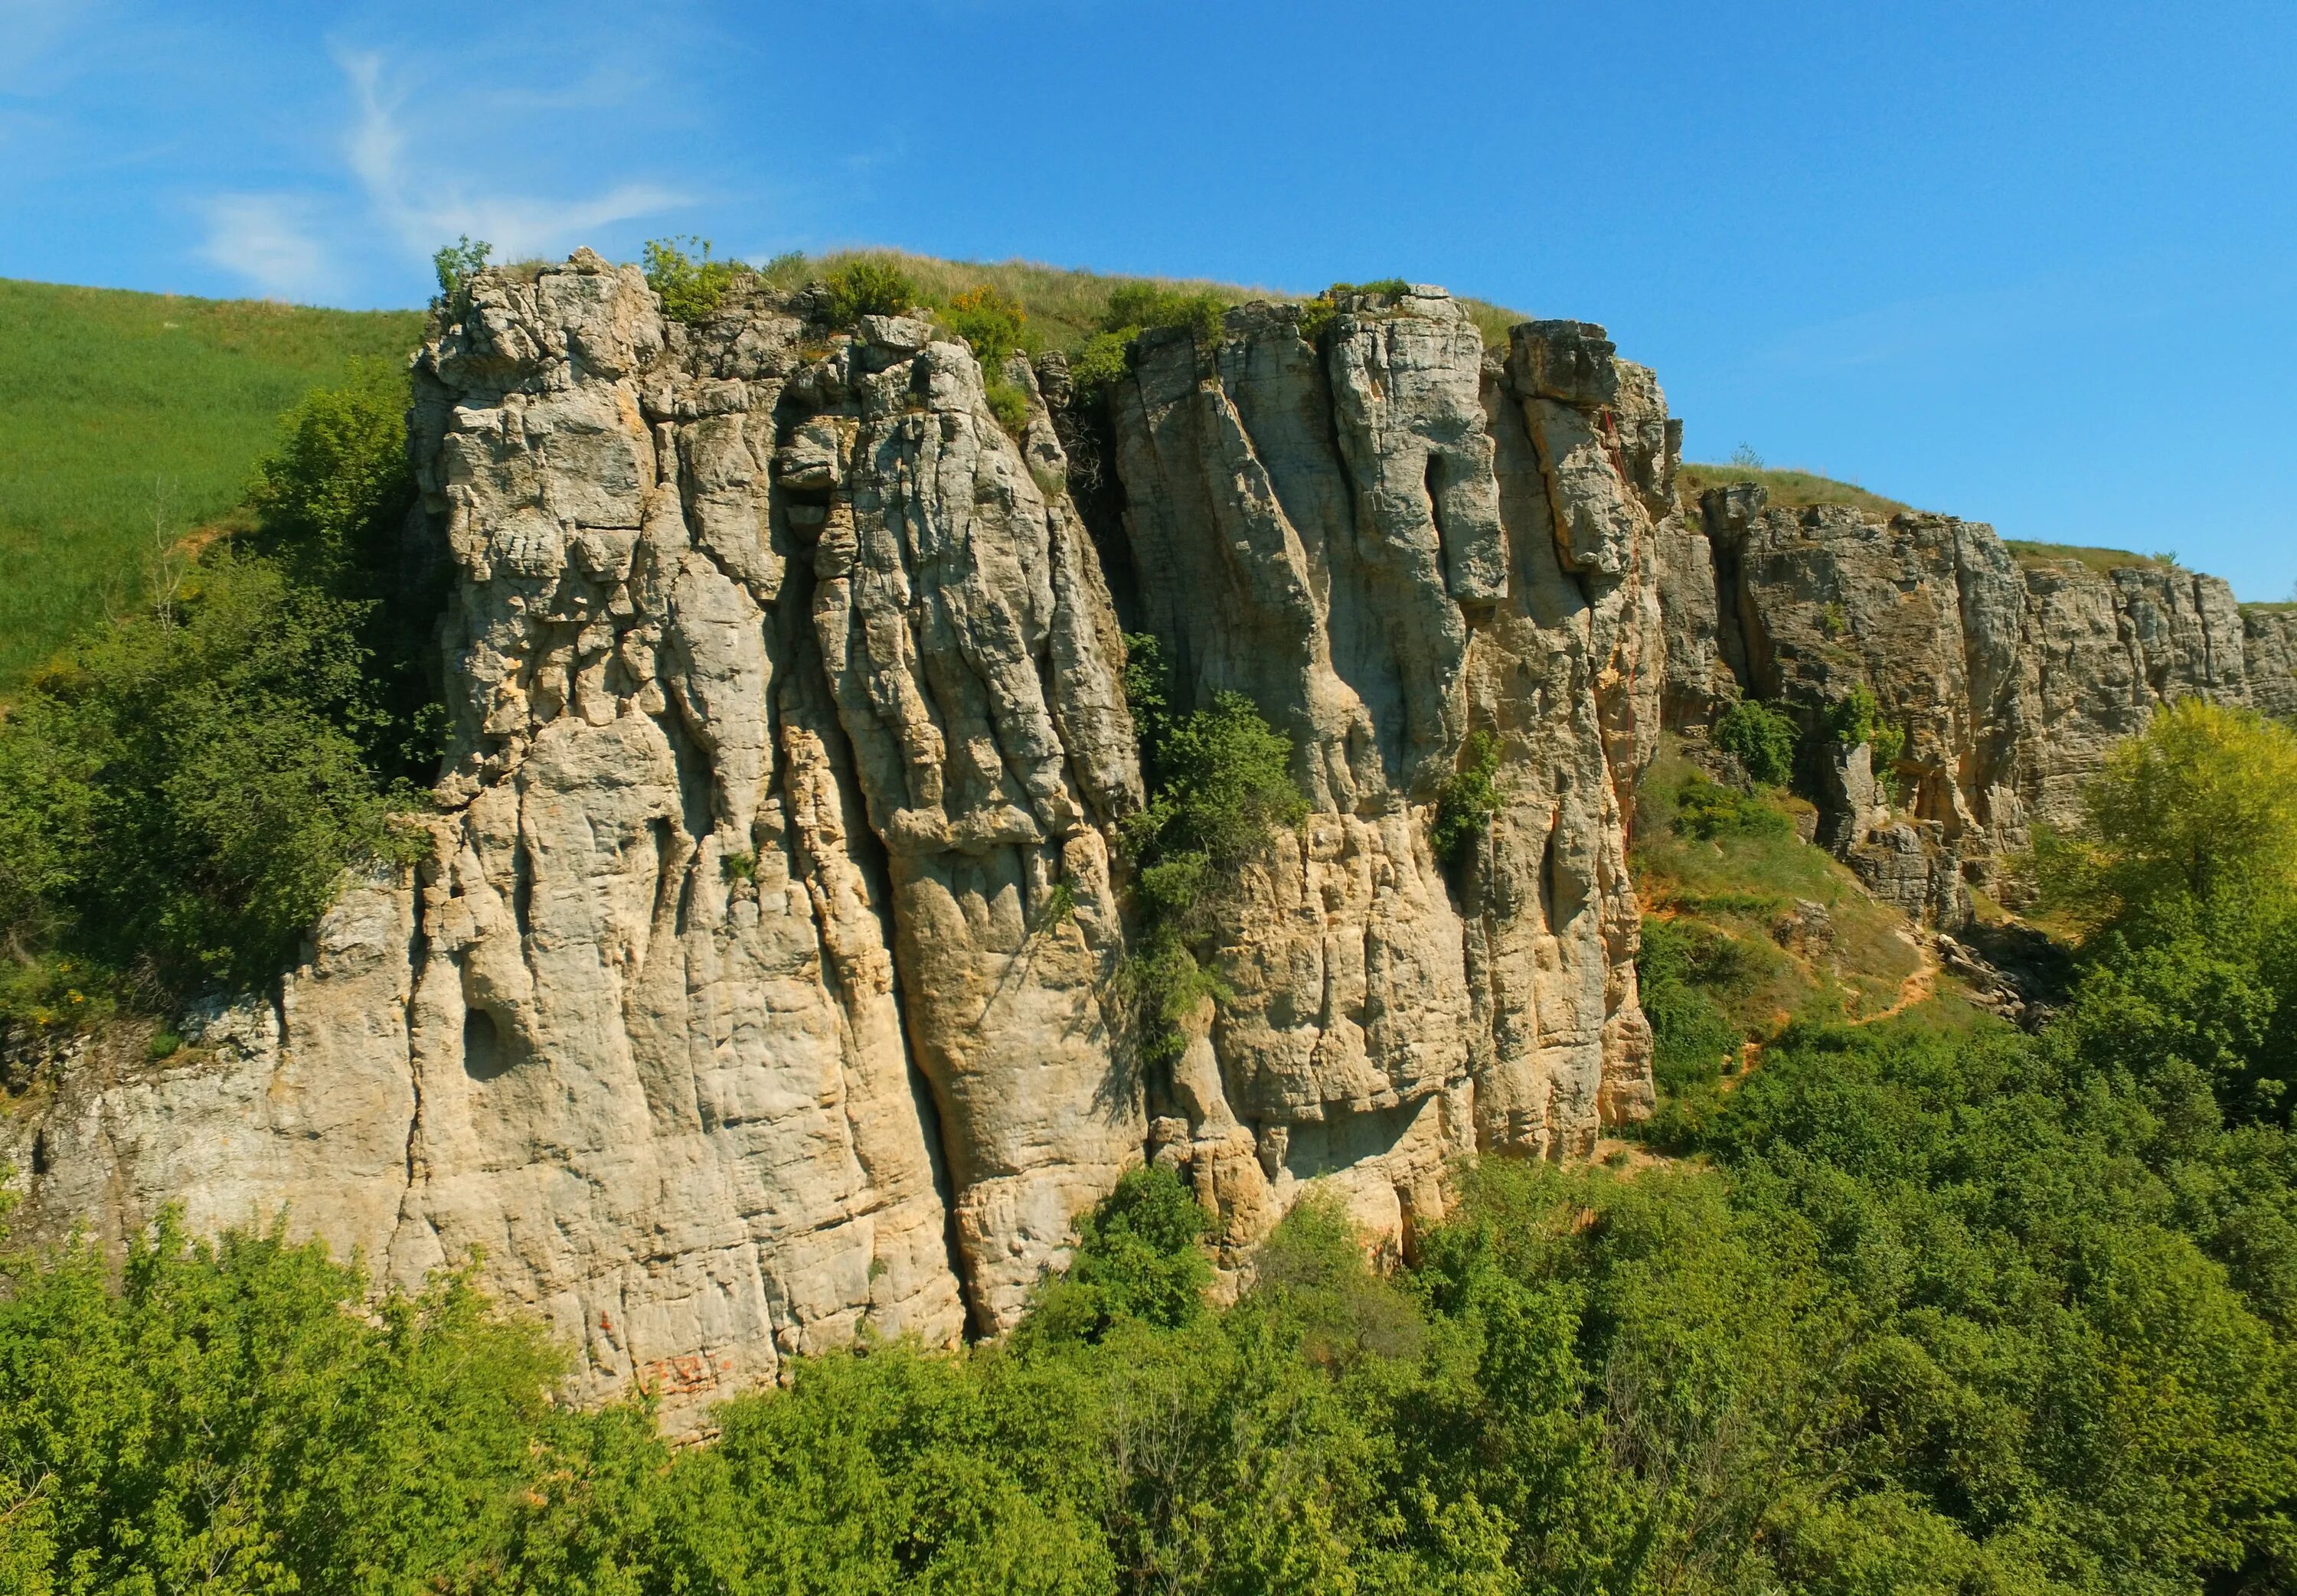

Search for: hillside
xmin=0 ymin=279 xmax=425 ymax=688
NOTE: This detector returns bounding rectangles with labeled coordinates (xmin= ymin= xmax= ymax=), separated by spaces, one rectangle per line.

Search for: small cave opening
xmin=463 ymin=1007 xmax=513 ymax=1082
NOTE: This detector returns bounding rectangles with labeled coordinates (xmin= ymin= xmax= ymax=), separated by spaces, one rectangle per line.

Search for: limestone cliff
xmin=2 ymin=256 xmax=1669 ymax=1426
xmin=1661 ymin=484 xmax=2297 ymax=922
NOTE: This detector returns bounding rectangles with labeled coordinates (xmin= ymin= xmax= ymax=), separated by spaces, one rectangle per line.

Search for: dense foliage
xmin=640 ymin=236 xmax=738 ymax=325
xmin=822 ymin=259 xmax=917 ymax=325
xmin=1710 ymin=699 xmax=1798 ymax=788
xmin=1429 ymin=729 xmax=1504 ymax=869
xmin=1116 ymin=634 xmax=1307 ymax=1066
xmin=0 ymin=364 xmax=436 ymax=1023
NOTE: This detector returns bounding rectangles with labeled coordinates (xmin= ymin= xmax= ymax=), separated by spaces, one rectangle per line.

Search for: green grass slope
xmin=760 ymin=248 xmax=1534 ymax=353
xmin=0 ymin=279 xmax=425 ymax=689
xmin=1675 ymin=462 xmax=1916 ymax=519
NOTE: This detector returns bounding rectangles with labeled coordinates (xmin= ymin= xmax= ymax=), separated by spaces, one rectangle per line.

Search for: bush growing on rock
xmin=1116 ymin=634 xmax=1305 ymax=1065
xmin=642 ymin=235 xmax=738 ymax=324
xmin=1429 ymin=728 xmax=1504 ymax=868
xmin=1711 ymin=698 xmax=1798 ymax=788
xmin=822 ymin=257 xmax=917 ymax=324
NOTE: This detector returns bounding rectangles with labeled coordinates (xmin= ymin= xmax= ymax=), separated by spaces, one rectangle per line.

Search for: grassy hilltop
xmin=0 ymin=279 xmax=424 ymax=689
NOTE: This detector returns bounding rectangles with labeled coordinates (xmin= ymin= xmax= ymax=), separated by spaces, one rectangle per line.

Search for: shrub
xmin=1057 ymin=1164 xmax=1214 ymax=1335
xmin=1673 ymin=771 xmax=1791 ymax=841
xmin=642 ymin=235 xmax=739 ymax=324
xmin=1712 ymin=699 xmax=1798 ymax=788
xmin=1101 ymin=283 xmax=1225 ymax=346
xmin=822 ymin=258 xmax=916 ymax=324
xmin=1637 ymin=914 xmax=1752 ymax=1093
xmin=0 ymin=1216 xmax=567 ymax=1593
xmin=983 ymin=378 xmax=1031 ymax=436
xmin=943 ymin=285 xmax=1034 ymax=364
xmin=0 ymin=367 xmax=441 ymax=1015
xmin=1824 ymin=682 xmax=1907 ymax=791
xmin=1067 ymin=330 xmax=1132 ymax=394
xmin=1429 ymin=729 xmax=1504 ymax=868
xmin=430 ymin=234 xmax=492 ymax=311
xmin=1117 ymin=635 xmax=1305 ymax=1064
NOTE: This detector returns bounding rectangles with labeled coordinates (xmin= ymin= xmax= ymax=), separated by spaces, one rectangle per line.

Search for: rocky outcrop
xmin=3 ymin=258 xmax=1668 ymax=1425
xmin=1665 ymin=487 xmax=2297 ymax=918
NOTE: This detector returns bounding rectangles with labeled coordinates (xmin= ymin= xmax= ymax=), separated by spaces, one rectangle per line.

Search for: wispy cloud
xmin=195 ymin=194 xmax=332 ymax=299
xmin=338 ymin=48 xmax=685 ymax=263
xmin=188 ymin=44 xmax=691 ymax=300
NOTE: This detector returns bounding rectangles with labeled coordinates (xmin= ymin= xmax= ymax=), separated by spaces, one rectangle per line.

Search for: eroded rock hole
xmin=463 ymin=1007 xmax=513 ymax=1081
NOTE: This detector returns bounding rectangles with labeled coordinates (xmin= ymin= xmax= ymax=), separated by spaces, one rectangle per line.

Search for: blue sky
xmin=7 ymin=0 xmax=2293 ymax=596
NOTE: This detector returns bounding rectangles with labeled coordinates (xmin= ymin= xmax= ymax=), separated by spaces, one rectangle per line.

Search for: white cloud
xmin=195 ymin=194 xmax=332 ymax=299
xmin=338 ymin=48 xmax=685 ymax=263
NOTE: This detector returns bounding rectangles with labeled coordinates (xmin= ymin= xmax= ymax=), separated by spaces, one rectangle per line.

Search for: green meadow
xmin=0 ymin=279 xmax=424 ymax=689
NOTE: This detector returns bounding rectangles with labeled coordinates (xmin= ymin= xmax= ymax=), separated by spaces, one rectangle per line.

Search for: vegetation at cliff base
xmin=0 ymin=279 xmax=425 ymax=690
xmin=5 ymin=706 xmax=2297 ymax=1591
xmin=1710 ymin=698 xmax=1798 ymax=788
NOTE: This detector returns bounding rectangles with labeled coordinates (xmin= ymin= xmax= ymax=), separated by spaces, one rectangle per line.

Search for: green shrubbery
xmin=642 ymin=235 xmax=739 ymax=324
xmin=1671 ymin=771 xmax=1791 ymax=841
xmin=823 ymin=258 xmax=917 ymax=324
xmin=1116 ymin=634 xmax=1305 ymax=1066
xmin=0 ymin=364 xmax=439 ymax=1024
xmin=1710 ymin=698 xmax=1797 ymax=787
xmin=1636 ymin=913 xmax=1753 ymax=1092
xmin=1429 ymin=728 xmax=1503 ymax=868
xmin=1825 ymin=681 xmax=1907 ymax=770
xmin=430 ymin=234 xmax=492 ymax=312
xmin=15 ymin=970 xmax=2297 ymax=1593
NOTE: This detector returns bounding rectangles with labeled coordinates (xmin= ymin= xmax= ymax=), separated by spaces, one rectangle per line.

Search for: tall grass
xmin=1676 ymin=462 xmax=1915 ymax=519
xmin=761 ymin=249 xmax=1528 ymax=354
xmin=0 ymin=279 xmax=424 ymax=690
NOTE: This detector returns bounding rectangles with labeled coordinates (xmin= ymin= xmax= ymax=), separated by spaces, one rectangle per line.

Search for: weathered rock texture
xmin=3 ymin=259 xmax=1669 ymax=1425
xmin=1662 ymin=485 xmax=2297 ymax=920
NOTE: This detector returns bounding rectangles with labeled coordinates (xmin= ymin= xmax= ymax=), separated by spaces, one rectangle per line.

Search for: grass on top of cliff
xmin=1632 ymin=739 xmax=1939 ymax=1098
xmin=1676 ymin=462 xmax=1915 ymax=520
xmin=0 ymin=279 xmax=426 ymax=691
xmin=2002 ymin=539 xmax=2181 ymax=575
xmin=760 ymin=249 xmax=1532 ymax=352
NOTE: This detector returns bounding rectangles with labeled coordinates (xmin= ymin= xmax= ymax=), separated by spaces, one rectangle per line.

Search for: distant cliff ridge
xmin=1659 ymin=484 xmax=2297 ymax=924
xmin=4 ymin=256 xmax=1675 ymax=1428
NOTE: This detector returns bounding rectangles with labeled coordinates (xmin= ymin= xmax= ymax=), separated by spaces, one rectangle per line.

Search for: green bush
xmin=642 ymin=235 xmax=739 ymax=324
xmin=1636 ymin=914 xmax=1753 ymax=1093
xmin=1067 ymin=330 xmax=1132 ymax=394
xmin=823 ymin=258 xmax=917 ymax=324
xmin=1672 ymin=770 xmax=1792 ymax=841
xmin=1033 ymin=1165 xmax=1213 ymax=1340
xmin=1712 ymin=698 xmax=1798 ymax=787
xmin=1429 ymin=729 xmax=1503 ymax=868
xmin=983 ymin=378 xmax=1031 ymax=436
xmin=0 ymin=367 xmax=439 ymax=1017
xmin=0 ymin=1215 xmax=569 ymax=1593
xmin=1117 ymin=634 xmax=1305 ymax=1064
xmin=943 ymin=284 xmax=1036 ymax=364
xmin=430 ymin=234 xmax=492 ymax=311
xmin=1101 ymin=283 xmax=1225 ymax=345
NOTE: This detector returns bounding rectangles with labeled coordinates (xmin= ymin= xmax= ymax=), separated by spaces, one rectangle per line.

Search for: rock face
xmin=2 ymin=259 xmax=1668 ymax=1425
xmin=1663 ymin=486 xmax=2297 ymax=919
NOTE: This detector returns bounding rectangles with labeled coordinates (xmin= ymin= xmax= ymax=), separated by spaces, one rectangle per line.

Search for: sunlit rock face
xmin=1662 ymin=484 xmax=2297 ymax=924
xmin=4 ymin=256 xmax=1665 ymax=1429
